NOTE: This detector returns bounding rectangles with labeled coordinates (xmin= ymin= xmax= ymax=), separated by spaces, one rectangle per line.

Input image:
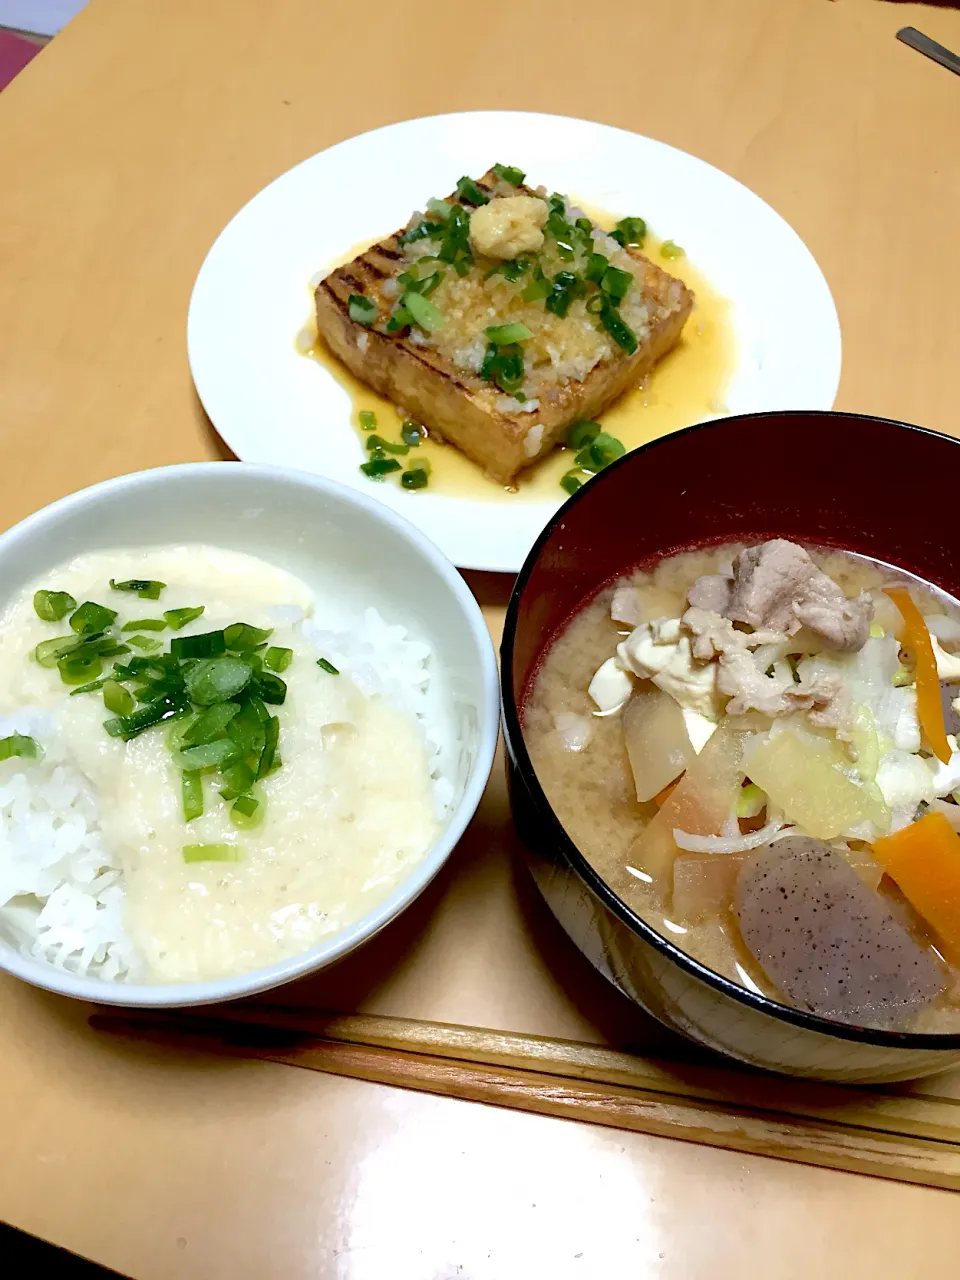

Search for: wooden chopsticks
xmin=89 ymin=1004 xmax=960 ymax=1191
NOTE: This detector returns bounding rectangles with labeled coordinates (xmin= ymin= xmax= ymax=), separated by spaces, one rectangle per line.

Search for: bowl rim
xmin=500 ymin=409 xmax=960 ymax=1052
xmin=0 ymin=460 xmax=501 ymax=1006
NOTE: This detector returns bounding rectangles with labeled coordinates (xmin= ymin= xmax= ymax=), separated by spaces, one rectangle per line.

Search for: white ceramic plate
xmin=188 ymin=111 xmax=841 ymax=573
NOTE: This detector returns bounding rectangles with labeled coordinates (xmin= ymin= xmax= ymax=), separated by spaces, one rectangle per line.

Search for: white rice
xmin=301 ymin=606 xmax=456 ymax=816
xmin=0 ymin=608 xmax=449 ymax=982
xmin=0 ymin=708 xmax=140 ymax=982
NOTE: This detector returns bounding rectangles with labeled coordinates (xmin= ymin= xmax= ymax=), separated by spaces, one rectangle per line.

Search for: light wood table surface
xmin=2 ymin=1 xmax=960 ymax=1276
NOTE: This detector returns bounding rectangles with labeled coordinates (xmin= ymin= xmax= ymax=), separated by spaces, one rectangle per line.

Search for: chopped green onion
xmin=486 ymin=257 xmax=530 ymax=284
xmin=33 ymin=590 xmax=77 ymax=622
xmin=400 ymin=420 xmax=424 ymax=446
xmin=74 ymin=633 xmax=123 ymax=658
xmin=544 ymin=271 xmax=586 ymax=318
xmin=224 ymin=622 xmax=272 ymax=651
xmin=585 ymin=253 xmax=608 ymax=285
xmin=37 ymin=630 xmax=121 ymax=667
xmin=426 ymin=197 xmax=454 ymax=221
xmin=170 ymin=630 xmax=226 ymax=659
xmin=485 ymin=323 xmax=534 ymax=345
xmin=365 ymin=434 xmax=410 ymax=456
xmin=660 ymin=239 xmax=685 ymax=260
xmin=69 ymin=601 xmax=118 ymax=634
xmin=0 ymin=733 xmax=43 ymax=762
xmin=58 ymin=653 xmax=103 ymax=685
xmin=256 ymin=715 xmax=280 ymax=779
xmin=348 ymin=294 xmax=378 ymax=326
xmin=163 ymin=606 xmax=205 ymax=630
xmin=177 ymin=739 xmax=243 ymax=771
xmin=264 ymin=646 xmax=293 ymax=673
xmin=480 ymin=342 xmax=525 ymax=394
xmin=519 ymin=265 xmax=549 ymax=304
xmin=611 ymin=216 xmax=646 ymax=248
xmin=226 ymin=701 xmax=267 ymax=755
xmin=317 ymin=657 xmax=339 ymax=675
xmin=102 ymin=680 xmax=136 ymax=715
xmin=219 ymin=761 xmax=256 ymax=800
xmin=120 ymin=618 xmax=167 ymax=632
xmin=560 ymin=470 xmax=587 ymax=496
xmin=492 ymin=163 xmax=525 ymax=186
xmin=398 ymin=218 xmax=443 ymax=246
xmin=98 ymin=643 xmax=131 ymax=660
xmin=403 ymin=290 xmax=444 ymax=331
xmin=598 ymin=300 xmax=639 ymax=354
xmin=128 ymin=634 xmax=163 ymax=652
xmin=566 ymin=420 xmax=601 ymax=449
xmin=231 ymin=788 xmax=266 ymax=829
xmin=251 ymin=671 xmax=287 ymax=705
xmin=385 ymin=305 xmax=412 ymax=333
xmin=545 ymin=210 xmax=576 ymax=260
xmin=182 ymin=843 xmax=239 ymax=864
xmin=35 ymin=634 xmax=82 ymax=667
xmin=184 ymin=656 xmax=252 ymax=706
xmin=436 ymin=204 xmax=473 ymax=273
xmin=109 ymin=578 xmax=166 ymax=600
xmin=398 ymin=265 xmax=444 ymax=298
xmin=401 ymin=468 xmax=429 ymax=490
xmin=182 ymin=701 xmax=241 ymax=746
xmin=575 ymin=431 xmax=626 ymax=471
xmin=104 ymin=693 xmax=191 ymax=741
xmin=358 ymin=410 xmax=377 ymax=431
xmin=69 ymin=677 xmax=108 ymax=696
xmin=600 ymin=264 xmax=633 ymax=303
xmin=455 ymin=175 xmax=490 ymax=206
xmin=182 ymin=771 xmax=204 ymax=822
xmin=111 ymin=656 xmax=152 ymax=679
xmin=360 ymin=457 xmax=402 ymax=480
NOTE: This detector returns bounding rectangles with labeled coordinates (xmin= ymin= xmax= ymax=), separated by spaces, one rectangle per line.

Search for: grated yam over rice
xmin=0 ymin=608 xmax=450 ymax=983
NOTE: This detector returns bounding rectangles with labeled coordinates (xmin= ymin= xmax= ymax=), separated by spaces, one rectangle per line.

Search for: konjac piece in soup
xmin=0 ymin=547 xmax=449 ymax=984
xmin=524 ymin=539 xmax=960 ymax=1033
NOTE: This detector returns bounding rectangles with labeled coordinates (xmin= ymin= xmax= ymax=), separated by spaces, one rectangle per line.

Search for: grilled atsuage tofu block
xmin=315 ymin=170 xmax=694 ymax=485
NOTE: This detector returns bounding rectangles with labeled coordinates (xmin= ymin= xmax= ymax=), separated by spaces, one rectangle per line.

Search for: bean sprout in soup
xmin=524 ymin=540 xmax=960 ymax=1033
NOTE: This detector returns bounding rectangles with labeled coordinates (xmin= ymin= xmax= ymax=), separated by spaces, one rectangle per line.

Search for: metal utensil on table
xmin=897 ymin=26 xmax=960 ymax=77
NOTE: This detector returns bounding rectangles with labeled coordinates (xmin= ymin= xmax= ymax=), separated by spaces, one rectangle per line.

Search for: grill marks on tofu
xmin=314 ymin=171 xmax=694 ymax=485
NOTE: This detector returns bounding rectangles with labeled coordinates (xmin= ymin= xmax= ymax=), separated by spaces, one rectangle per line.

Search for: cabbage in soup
xmin=524 ymin=540 xmax=960 ymax=1033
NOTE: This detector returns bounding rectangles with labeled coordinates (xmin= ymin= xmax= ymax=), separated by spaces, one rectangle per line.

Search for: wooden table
xmin=2 ymin=1 xmax=960 ymax=1275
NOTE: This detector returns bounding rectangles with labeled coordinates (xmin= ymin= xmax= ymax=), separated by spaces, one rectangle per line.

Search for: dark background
xmin=0 ymin=1221 xmax=127 ymax=1277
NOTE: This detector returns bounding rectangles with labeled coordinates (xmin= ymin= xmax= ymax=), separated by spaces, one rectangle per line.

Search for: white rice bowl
xmin=0 ymin=463 xmax=499 ymax=1006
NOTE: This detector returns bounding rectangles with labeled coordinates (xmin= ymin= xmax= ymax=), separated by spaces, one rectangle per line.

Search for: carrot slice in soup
xmin=884 ymin=587 xmax=952 ymax=764
xmin=873 ymin=811 xmax=960 ymax=964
